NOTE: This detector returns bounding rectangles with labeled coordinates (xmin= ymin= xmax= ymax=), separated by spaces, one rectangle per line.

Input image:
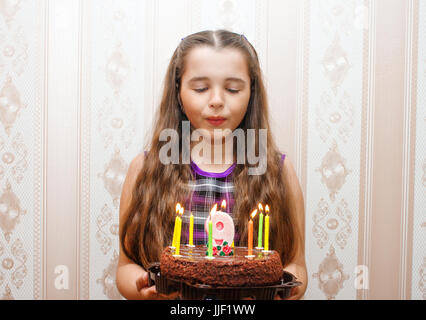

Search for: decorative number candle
xmin=257 ymin=203 xmax=264 ymax=249
xmin=264 ymin=205 xmax=270 ymax=252
xmin=171 ymin=203 xmax=181 ymax=248
xmin=204 ymin=202 xmax=235 ymax=256
xmin=247 ymin=209 xmax=257 ymax=257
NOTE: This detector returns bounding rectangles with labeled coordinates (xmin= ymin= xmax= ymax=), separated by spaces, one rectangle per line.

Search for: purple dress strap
xmin=190 ymin=160 xmax=236 ymax=178
xmin=280 ymin=153 xmax=286 ymax=167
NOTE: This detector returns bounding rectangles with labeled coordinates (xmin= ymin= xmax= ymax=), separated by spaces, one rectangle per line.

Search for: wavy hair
xmin=120 ymin=29 xmax=302 ymax=270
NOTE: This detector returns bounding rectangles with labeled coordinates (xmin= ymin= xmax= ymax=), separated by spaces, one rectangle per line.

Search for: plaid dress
xmin=181 ymin=160 xmax=239 ymax=246
xmin=181 ymin=154 xmax=286 ymax=246
xmin=143 ymin=151 xmax=285 ymax=246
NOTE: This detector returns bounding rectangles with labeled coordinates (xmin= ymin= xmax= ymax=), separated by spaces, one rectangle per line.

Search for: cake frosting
xmin=160 ymin=245 xmax=283 ymax=287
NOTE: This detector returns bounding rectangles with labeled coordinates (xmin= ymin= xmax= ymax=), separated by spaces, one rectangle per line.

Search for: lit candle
xmin=208 ymin=219 xmax=213 ymax=256
xmin=175 ymin=207 xmax=184 ymax=255
xmin=171 ymin=203 xmax=181 ymax=248
xmin=189 ymin=212 xmax=194 ymax=246
xmin=207 ymin=204 xmax=217 ymax=258
xmin=247 ymin=209 xmax=257 ymax=257
xmin=257 ymin=203 xmax=264 ymax=249
xmin=264 ymin=205 xmax=270 ymax=252
xmin=221 ymin=199 xmax=226 ymax=211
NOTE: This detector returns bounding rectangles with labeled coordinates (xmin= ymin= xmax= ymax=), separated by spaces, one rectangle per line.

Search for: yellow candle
xmin=175 ymin=207 xmax=184 ymax=255
xmin=189 ymin=212 xmax=194 ymax=246
xmin=264 ymin=205 xmax=270 ymax=251
xmin=257 ymin=203 xmax=264 ymax=248
xmin=172 ymin=203 xmax=181 ymax=247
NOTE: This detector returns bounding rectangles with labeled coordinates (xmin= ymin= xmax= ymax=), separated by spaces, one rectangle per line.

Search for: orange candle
xmin=247 ymin=209 xmax=257 ymax=257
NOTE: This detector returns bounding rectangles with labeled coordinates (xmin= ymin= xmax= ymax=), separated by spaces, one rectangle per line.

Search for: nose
xmin=208 ymin=87 xmax=224 ymax=109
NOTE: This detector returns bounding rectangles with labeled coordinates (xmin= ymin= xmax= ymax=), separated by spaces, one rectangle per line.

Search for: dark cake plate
xmin=147 ymin=262 xmax=302 ymax=300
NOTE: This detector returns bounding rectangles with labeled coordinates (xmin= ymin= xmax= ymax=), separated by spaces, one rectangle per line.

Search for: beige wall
xmin=0 ymin=0 xmax=424 ymax=300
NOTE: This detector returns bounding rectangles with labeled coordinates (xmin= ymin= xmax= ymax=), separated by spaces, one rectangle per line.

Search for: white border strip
xmin=400 ymin=0 xmax=414 ymax=300
xmin=362 ymin=0 xmax=376 ymax=301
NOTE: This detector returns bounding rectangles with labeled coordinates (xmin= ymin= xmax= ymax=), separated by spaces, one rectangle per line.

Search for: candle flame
xmin=265 ymin=205 xmax=270 ymax=214
xmin=258 ymin=203 xmax=263 ymax=212
xmin=176 ymin=203 xmax=181 ymax=213
xmin=221 ymin=199 xmax=226 ymax=209
xmin=250 ymin=209 xmax=258 ymax=219
xmin=209 ymin=203 xmax=217 ymax=220
xmin=179 ymin=207 xmax=184 ymax=216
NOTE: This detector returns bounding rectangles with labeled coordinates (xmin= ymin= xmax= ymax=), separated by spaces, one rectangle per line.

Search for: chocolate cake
xmin=160 ymin=245 xmax=283 ymax=287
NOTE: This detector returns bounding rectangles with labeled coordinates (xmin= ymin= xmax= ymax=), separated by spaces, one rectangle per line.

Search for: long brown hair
xmin=120 ymin=30 xmax=302 ymax=270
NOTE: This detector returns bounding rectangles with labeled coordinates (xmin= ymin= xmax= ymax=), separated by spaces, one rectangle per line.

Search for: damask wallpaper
xmin=0 ymin=0 xmax=423 ymax=300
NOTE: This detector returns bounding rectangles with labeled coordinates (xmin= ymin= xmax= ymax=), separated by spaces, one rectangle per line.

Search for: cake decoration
xmin=204 ymin=200 xmax=235 ymax=257
xmin=173 ymin=205 xmax=184 ymax=256
xmin=246 ymin=209 xmax=257 ymax=258
xmin=160 ymin=245 xmax=284 ymax=288
xmin=172 ymin=201 xmax=271 ymax=258
xmin=153 ymin=201 xmax=303 ymax=299
xmin=256 ymin=203 xmax=264 ymax=249
xmin=171 ymin=203 xmax=182 ymax=249
xmin=262 ymin=205 xmax=271 ymax=253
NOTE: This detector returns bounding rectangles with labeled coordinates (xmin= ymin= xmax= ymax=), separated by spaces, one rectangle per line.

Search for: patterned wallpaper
xmin=0 ymin=0 xmax=43 ymax=300
xmin=0 ymin=0 xmax=423 ymax=300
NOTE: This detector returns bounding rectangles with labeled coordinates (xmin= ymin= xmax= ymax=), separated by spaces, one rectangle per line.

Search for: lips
xmin=206 ymin=117 xmax=226 ymax=126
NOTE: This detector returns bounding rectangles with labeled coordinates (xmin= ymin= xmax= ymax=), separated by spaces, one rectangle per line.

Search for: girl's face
xmin=179 ymin=47 xmax=251 ymax=140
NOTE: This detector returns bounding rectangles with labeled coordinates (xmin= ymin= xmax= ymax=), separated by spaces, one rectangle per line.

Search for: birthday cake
xmin=160 ymin=246 xmax=283 ymax=287
xmin=161 ymin=202 xmax=283 ymax=288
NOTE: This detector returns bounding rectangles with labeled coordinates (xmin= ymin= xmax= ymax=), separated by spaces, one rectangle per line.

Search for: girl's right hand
xmin=136 ymin=273 xmax=180 ymax=300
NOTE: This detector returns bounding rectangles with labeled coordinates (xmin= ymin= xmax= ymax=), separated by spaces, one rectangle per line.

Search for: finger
xmin=136 ymin=273 xmax=148 ymax=292
xmin=140 ymin=285 xmax=158 ymax=300
xmin=158 ymin=291 xmax=180 ymax=300
xmin=285 ymin=288 xmax=299 ymax=300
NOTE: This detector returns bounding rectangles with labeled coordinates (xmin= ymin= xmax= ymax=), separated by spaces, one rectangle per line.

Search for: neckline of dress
xmin=190 ymin=160 xmax=236 ymax=178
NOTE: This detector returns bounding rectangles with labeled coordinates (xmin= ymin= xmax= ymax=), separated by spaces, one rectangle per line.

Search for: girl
xmin=116 ymin=30 xmax=307 ymax=300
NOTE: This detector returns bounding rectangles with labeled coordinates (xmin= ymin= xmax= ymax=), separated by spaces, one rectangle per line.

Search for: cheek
xmin=180 ymin=92 xmax=204 ymax=120
xmin=229 ymin=103 xmax=248 ymax=127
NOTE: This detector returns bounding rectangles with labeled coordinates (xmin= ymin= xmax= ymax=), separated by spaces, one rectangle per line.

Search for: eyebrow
xmin=188 ymin=76 xmax=246 ymax=84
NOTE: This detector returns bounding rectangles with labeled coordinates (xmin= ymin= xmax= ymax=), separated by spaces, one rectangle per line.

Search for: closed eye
xmin=227 ymin=89 xmax=240 ymax=94
xmin=193 ymin=88 xmax=240 ymax=94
